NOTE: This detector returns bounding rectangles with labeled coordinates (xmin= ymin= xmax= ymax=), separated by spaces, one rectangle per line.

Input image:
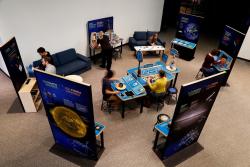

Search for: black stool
xmin=101 ymin=97 xmax=112 ymax=114
xmin=167 ymin=87 xmax=178 ymax=104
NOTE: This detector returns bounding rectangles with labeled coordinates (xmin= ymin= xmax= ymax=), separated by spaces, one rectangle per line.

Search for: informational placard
xmin=218 ymin=25 xmax=245 ymax=85
xmin=87 ymin=16 xmax=113 ymax=42
xmin=163 ymin=72 xmax=226 ymax=159
xmin=0 ymin=37 xmax=27 ymax=91
xmin=34 ymin=70 xmax=97 ymax=159
xmin=176 ymin=13 xmax=203 ymax=43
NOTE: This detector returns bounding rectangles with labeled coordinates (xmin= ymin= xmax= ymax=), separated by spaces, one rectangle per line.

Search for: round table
xmin=65 ymin=75 xmax=83 ymax=82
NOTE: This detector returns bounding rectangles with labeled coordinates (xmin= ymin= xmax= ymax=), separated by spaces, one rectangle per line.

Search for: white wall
xmin=0 ymin=33 xmax=10 ymax=75
xmin=0 ymin=0 xmax=164 ymax=67
xmin=238 ymin=26 xmax=250 ymax=60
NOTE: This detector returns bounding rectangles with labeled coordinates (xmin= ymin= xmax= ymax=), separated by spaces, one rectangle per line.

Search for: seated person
xmin=102 ymin=70 xmax=120 ymax=105
xmin=147 ymin=33 xmax=162 ymax=55
xmin=42 ymin=57 xmax=56 ymax=74
xmin=147 ymin=70 xmax=168 ymax=96
xmin=36 ymin=47 xmax=53 ymax=70
xmin=202 ymin=49 xmax=220 ymax=76
xmin=147 ymin=33 xmax=161 ymax=46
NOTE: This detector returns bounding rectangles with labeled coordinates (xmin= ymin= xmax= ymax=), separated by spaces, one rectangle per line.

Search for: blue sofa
xmin=29 ymin=48 xmax=91 ymax=76
xmin=128 ymin=31 xmax=166 ymax=50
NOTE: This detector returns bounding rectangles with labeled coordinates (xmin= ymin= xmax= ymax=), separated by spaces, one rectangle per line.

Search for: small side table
xmin=95 ymin=122 xmax=105 ymax=148
xmin=153 ymin=121 xmax=171 ymax=149
xmin=65 ymin=75 xmax=83 ymax=83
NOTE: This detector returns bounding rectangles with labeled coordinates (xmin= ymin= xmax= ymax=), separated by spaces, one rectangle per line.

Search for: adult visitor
xmin=96 ymin=31 xmax=113 ymax=70
xmin=202 ymin=49 xmax=220 ymax=76
xmin=42 ymin=57 xmax=56 ymax=74
xmin=36 ymin=47 xmax=53 ymax=70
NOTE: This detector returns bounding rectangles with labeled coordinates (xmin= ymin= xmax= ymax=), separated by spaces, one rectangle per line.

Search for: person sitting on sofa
xmin=36 ymin=47 xmax=53 ymax=70
xmin=147 ymin=33 xmax=161 ymax=46
xmin=42 ymin=57 xmax=56 ymax=74
xmin=147 ymin=33 xmax=162 ymax=55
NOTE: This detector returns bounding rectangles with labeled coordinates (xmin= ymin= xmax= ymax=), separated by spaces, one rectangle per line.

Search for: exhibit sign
xmin=163 ymin=72 xmax=226 ymax=159
xmin=0 ymin=37 xmax=27 ymax=91
xmin=176 ymin=13 xmax=203 ymax=43
xmin=34 ymin=70 xmax=97 ymax=159
xmin=87 ymin=16 xmax=113 ymax=42
xmin=218 ymin=25 xmax=245 ymax=84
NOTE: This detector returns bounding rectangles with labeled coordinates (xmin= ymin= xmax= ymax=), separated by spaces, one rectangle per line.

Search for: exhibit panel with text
xmin=163 ymin=72 xmax=226 ymax=159
xmin=34 ymin=70 xmax=97 ymax=158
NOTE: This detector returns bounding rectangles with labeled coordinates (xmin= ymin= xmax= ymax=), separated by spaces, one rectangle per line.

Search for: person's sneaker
xmin=99 ymin=65 xmax=106 ymax=68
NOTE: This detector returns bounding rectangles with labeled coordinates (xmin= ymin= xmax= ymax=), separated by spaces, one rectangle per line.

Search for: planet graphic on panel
xmin=184 ymin=23 xmax=199 ymax=41
xmin=50 ymin=106 xmax=87 ymax=138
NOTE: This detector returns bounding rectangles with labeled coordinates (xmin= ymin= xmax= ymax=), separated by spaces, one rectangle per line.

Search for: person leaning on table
xmin=202 ymin=49 xmax=220 ymax=76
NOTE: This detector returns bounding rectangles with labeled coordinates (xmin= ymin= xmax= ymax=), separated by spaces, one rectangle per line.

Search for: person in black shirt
xmin=97 ymin=31 xmax=113 ymax=70
xmin=102 ymin=70 xmax=120 ymax=104
xmin=36 ymin=47 xmax=53 ymax=70
xmin=202 ymin=49 xmax=219 ymax=76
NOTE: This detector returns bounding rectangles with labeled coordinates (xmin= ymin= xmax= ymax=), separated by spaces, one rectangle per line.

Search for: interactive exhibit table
xmin=171 ymin=38 xmax=196 ymax=61
xmin=127 ymin=64 xmax=175 ymax=87
xmin=154 ymin=62 xmax=181 ymax=88
xmin=111 ymin=74 xmax=147 ymax=118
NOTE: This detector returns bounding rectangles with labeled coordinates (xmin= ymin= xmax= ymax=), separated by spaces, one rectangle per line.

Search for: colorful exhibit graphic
xmin=163 ymin=72 xmax=226 ymax=159
xmin=176 ymin=13 xmax=203 ymax=43
xmin=34 ymin=70 xmax=97 ymax=158
xmin=218 ymin=25 xmax=245 ymax=85
xmin=87 ymin=16 xmax=113 ymax=42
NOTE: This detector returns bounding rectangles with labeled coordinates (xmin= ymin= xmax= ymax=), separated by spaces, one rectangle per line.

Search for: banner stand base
xmin=49 ymin=143 xmax=105 ymax=165
xmin=153 ymin=142 xmax=204 ymax=165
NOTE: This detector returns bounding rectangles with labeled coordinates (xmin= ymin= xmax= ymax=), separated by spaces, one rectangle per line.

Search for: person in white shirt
xmin=42 ymin=57 xmax=56 ymax=74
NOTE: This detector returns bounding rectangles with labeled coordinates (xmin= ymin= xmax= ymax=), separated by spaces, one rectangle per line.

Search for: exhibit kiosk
xmin=0 ymin=37 xmax=42 ymax=113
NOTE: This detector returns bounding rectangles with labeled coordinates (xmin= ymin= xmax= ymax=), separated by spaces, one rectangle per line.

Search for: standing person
xmin=36 ymin=47 xmax=53 ymax=70
xmin=42 ymin=57 xmax=56 ymax=74
xmin=97 ymin=31 xmax=113 ymax=70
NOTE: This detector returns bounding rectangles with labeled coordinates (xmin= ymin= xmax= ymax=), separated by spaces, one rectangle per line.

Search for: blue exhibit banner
xmin=163 ymin=72 xmax=226 ymax=159
xmin=218 ymin=25 xmax=245 ymax=85
xmin=34 ymin=70 xmax=97 ymax=158
xmin=87 ymin=16 xmax=113 ymax=39
xmin=176 ymin=13 xmax=203 ymax=43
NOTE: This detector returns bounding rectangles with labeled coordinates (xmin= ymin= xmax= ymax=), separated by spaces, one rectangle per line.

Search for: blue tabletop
xmin=171 ymin=38 xmax=196 ymax=49
xmin=127 ymin=64 xmax=175 ymax=86
xmin=95 ymin=122 xmax=105 ymax=136
xmin=111 ymin=74 xmax=147 ymax=101
xmin=155 ymin=121 xmax=171 ymax=137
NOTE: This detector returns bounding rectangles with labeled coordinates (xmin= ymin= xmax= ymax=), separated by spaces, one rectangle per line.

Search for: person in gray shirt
xmin=42 ymin=57 xmax=56 ymax=74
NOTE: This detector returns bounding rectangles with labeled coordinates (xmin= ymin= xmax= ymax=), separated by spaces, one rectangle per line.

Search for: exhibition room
xmin=0 ymin=0 xmax=250 ymax=166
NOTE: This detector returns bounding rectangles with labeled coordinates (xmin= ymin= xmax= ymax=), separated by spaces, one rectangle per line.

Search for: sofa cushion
xmin=55 ymin=48 xmax=78 ymax=65
xmin=147 ymin=31 xmax=158 ymax=39
xmin=136 ymin=41 xmax=148 ymax=46
xmin=51 ymin=54 xmax=60 ymax=66
xmin=56 ymin=59 xmax=89 ymax=75
xmin=133 ymin=31 xmax=147 ymax=41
